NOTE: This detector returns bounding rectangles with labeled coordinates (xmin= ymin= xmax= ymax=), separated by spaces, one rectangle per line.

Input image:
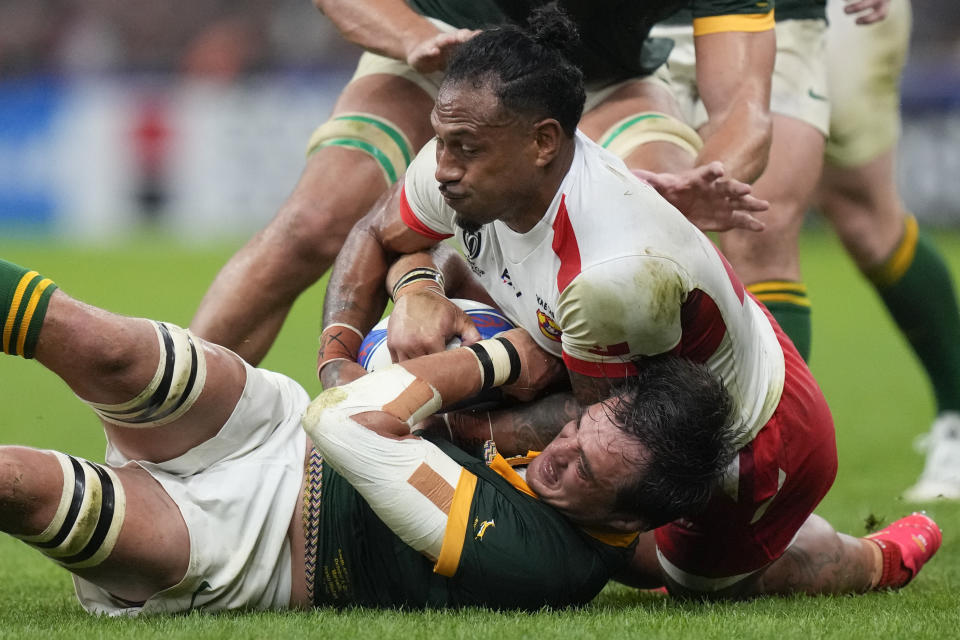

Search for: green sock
xmin=867 ymin=217 xmax=960 ymax=414
xmin=748 ymin=280 xmax=812 ymax=362
xmin=1 ymin=259 xmax=58 ymax=359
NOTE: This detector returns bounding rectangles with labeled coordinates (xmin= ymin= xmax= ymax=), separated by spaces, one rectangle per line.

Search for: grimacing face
xmin=431 ymin=81 xmax=543 ymax=230
xmin=525 ymin=400 xmax=648 ymax=531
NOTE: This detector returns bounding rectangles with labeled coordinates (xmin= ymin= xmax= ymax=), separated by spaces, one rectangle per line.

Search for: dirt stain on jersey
xmin=634 ymin=259 xmax=685 ymax=326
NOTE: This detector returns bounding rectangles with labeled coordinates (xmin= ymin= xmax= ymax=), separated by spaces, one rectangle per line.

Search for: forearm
xmin=441 ymin=392 xmax=579 ymax=457
xmin=695 ymin=98 xmax=772 ymax=183
xmin=320 ymin=223 xmax=393 ymax=387
xmin=314 ymin=0 xmax=440 ymax=61
xmin=695 ymin=29 xmax=775 ymax=183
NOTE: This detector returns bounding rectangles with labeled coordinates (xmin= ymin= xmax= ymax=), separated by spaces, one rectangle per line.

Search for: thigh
xmin=579 ymin=78 xmax=695 ymax=174
xmin=2 ymin=447 xmax=189 ymax=604
xmin=278 ymin=71 xmax=438 ymax=242
xmin=101 ymin=337 xmax=248 ymax=463
xmin=71 ymin=462 xmax=190 ymax=603
xmin=824 ymin=0 xmax=910 ymax=168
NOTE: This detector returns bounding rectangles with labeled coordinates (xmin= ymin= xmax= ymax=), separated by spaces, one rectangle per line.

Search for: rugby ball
xmin=358 ymin=298 xmax=515 ymax=372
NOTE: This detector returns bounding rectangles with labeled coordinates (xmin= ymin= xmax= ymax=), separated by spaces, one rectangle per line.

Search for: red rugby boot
xmin=865 ymin=512 xmax=942 ymax=589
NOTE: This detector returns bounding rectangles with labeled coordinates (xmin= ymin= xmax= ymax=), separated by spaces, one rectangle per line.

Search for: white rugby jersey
xmin=401 ymin=131 xmax=784 ymax=446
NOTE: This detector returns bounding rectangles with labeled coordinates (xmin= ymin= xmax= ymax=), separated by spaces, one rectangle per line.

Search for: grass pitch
xmin=0 ymin=230 xmax=958 ymax=639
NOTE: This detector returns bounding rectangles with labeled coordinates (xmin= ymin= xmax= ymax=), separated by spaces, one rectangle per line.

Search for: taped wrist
xmin=317 ymin=322 xmax=364 ymax=378
xmin=391 ymin=267 xmax=445 ymax=301
xmin=466 ymin=337 xmax=521 ymax=390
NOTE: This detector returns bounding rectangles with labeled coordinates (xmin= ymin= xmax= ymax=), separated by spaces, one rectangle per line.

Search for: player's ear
xmin=604 ymin=511 xmax=648 ymax=534
xmin=532 ymin=118 xmax=565 ymax=167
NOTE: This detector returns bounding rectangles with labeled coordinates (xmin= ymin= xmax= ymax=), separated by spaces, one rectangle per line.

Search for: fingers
xmin=457 ymin=316 xmax=483 ymax=346
xmin=698 ymin=161 xmax=725 ymax=181
xmin=844 ymin=0 xmax=889 ymax=23
xmin=730 ymin=211 xmax=766 ymax=232
xmin=630 ymin=169 xmax=657 ymax=185
xmin=734 ymin=193 xmax=770 ymax=213
xmin=388 ymin=330 xmax=449 ymax=363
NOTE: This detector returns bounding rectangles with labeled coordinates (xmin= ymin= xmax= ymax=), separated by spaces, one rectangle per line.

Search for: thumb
xmin=457 ymin=315 xmax=483 ymax=345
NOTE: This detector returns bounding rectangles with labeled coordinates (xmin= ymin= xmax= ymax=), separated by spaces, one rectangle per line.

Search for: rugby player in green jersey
xmin=190 ymin=0 xmax=774 ymax=365
xmin=0 ymin=256 xmax=735 ymax=613
xmin=817 ymin=0 xmax=960 ymax=502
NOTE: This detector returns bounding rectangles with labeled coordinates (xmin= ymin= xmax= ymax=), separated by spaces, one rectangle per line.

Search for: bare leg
xmin=819 ymin=149 xmax=960 ymax=500
xmin=618 ymin=513 xmax=940 ymax=599
xmin=749 ymin=514 xmax=880 ymax=595
xmin=719 ymin=114 xmax=823 ymax=283
xmin=579 ymin=80 xmax=697 ymax=174
xmin=719 ymin=114 xmax=825 ymax=359
xmin=190 ymin=75 xmax=438 ymax=363
xmin=34 ymin=290 xmax=246 ymax=462
xmin=0 ymin=446 xmax=189 ymax=602
xmin=817 ymin=149 xmax=903 ymax=269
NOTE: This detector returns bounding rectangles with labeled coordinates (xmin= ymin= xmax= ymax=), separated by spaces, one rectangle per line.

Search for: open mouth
xmin=532 ymin=453 xmax=558 ymax=489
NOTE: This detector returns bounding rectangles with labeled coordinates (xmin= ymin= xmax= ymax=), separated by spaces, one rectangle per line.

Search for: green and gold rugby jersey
xmin=312 ymin=438 xmax=635 ymax=609
xmin=407 ymin=0 xmax=774 ymax=86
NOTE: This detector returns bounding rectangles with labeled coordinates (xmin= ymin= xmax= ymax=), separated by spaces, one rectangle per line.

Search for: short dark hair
xmin=607 ymin=356 xmax=736 ymax=530
xmin=443 ymin=3 xmax=586 ymax=137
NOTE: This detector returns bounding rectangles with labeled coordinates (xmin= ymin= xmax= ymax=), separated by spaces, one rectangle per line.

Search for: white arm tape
xmin=309 ymin=364 xmax=442 ymax=428
xmin=302 ymin=366 xmax=463 ymax=558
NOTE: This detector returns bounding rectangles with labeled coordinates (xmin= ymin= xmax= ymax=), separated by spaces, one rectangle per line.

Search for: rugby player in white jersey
xmin=320 ymin=9 xmax=941 ymax=598
xmin=190 ymin=0 xmax=773 ymax=365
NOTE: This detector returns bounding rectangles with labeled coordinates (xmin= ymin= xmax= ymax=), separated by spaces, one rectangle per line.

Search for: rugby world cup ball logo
xmin=462 ymin=228 xmax=482 ymax=259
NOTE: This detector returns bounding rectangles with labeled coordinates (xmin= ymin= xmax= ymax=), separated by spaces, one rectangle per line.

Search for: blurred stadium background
xmin=0 ymin=0 xmax=959 ymax=238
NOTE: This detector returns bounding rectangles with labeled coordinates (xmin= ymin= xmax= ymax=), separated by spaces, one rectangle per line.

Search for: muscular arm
xmin=314 ymin=0 xmax=478 ymax=72
xmin=313 ymin=0 xmax=440 ymax=62
xmin=422 ymin=391 xmax=580 ymax=457
xmin=694 ymin=29 xmax=775 ymax=183
xmin=321 ymin=181 xmax=438 ymax=387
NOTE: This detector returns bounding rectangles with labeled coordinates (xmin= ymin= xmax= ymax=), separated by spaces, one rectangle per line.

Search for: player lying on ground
xmin=319 ymin=11 xmax=942 ymax=599
xmin=0 ymin=258 xmax=750 ymax=614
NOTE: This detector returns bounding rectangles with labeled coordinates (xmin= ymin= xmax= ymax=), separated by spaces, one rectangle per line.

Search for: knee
xmin=0 ymin=447 xmax=56 ymax=532
xmin=265 ymin=195 xmax=359 ymax=268
xmin=0 ymin=446 xmax=29 ymax=503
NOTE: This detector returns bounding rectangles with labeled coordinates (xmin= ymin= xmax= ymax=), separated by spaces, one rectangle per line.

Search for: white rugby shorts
xmin=74 ymin=362 xmax=310 ymax=615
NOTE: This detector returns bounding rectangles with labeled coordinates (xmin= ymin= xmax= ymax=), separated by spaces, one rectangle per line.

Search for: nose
xmin=549 ymin=432 xmax=577 ymax=469
xmin=435 ymin=147 xmax=464 ymax=185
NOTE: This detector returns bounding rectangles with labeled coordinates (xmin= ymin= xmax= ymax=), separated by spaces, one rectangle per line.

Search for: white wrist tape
xmin=466 ymin=337 xmax=521 ymax=389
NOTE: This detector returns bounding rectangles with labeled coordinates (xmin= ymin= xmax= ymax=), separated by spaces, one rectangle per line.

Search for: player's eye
xmin=576 ymin=456 xmax=588 ymax=480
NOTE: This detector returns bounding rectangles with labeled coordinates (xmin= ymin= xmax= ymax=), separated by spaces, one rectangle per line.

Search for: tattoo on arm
xmin=318 ymin=329 xmax=356 ymax=360
xmin=489 ymin=393 xmax=579 ymax=456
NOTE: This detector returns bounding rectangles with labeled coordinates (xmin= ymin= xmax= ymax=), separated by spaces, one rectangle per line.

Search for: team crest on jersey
xmin=475 ymin=519 xmax=496 ymax=540
xmin=537 ymin=309 xmax=562 ymax=342
xmin=462 ymin=228 xmax=482 ymax=259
